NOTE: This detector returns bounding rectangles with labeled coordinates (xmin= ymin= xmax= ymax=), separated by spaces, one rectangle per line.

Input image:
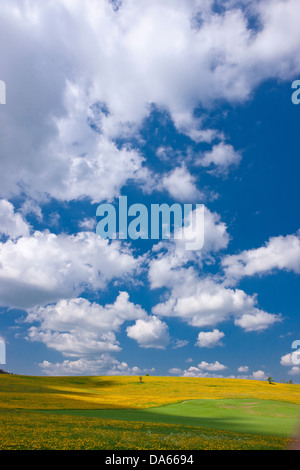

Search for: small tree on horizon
xmin=267 ymin=376 xmax=273 ymax=384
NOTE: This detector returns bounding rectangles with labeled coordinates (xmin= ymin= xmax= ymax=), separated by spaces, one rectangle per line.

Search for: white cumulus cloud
xmin=26 ymin=292 xmax=147 ymax=356
xmin=196 ymin=329 xmax=225 ymax=348
xmin=0 ymin=231 xmax=141 ymax=309
xmin=126 ymin=316 xmax=170 ymax=349
xmin=0 ymin=199 xmax=31 ymax=239
xmin=40 ymin=355 xmax=142 ymax=376
xmin=1 ymin=0 xmax=300 ymax=202
xmin=197 ymin=142 xmax=242 ymax=176
xmin=222 ymin=232 xmax=300 ymax=282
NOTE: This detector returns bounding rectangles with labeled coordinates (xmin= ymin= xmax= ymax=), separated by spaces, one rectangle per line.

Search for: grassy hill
xmin=1 ymin=374 xmax=300 ymax=450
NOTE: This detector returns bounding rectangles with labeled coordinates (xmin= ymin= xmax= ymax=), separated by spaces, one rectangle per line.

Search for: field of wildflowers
xmin=0 ymin=374 xmax=299 ymax=450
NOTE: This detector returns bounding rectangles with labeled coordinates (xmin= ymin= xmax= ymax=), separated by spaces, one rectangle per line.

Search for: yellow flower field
xmin=1 ymin=374 xmax=299 ymax=410
xmin=0 ymin=410 xmax=293 ymax=450
xmin=0 ymin=374 xmax=299 ymax=450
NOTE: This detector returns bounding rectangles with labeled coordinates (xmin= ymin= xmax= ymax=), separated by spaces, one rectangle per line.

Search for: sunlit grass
xmin=0 ymin=374 xmax=299 ymax=450
xmin=1 ymin=374 xmax=300 ymax=410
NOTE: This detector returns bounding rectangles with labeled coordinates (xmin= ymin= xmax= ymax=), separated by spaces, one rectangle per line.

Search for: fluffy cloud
xmin=161 ymin=166 xmax=201 ymax=201
xmin=222 ymin=232 xmax=300 ymax=282
xmin=0 ymin=199 xmax=30 ymax=239
xmin=251 ymin=370 xmax=267 ymax=381
xmin=126 ymin=316 xmax=170 ymax=349
xmin=26 ymin=292 xmax=147 ymax=356
xmin=280 ymin=352 xmax=300 ymax=375
xmin=78 ymin=218 xmax=97 ymax=231
xmin=183 ymin=360 xmax=227 ymax=377
xmin=0 ymin=3 xmax=145 ymax=203
xmin=174 ymin=364 xmax=268 ymax=380
xmin=153 ymin=276 xmax=281 ymax=331
xmin=1 ymin=0 xmax=299 ymax=377
xmin=197 ymin=143 xmax=242 ymax=176
xmin=234 ymin=311 xmax=282 ymax=332
xmin=197 ymin=361 xmax=227 ymax=371
xmin=148 ymin=206 xmax=230 ymax=290
xmin=196 ymin=329 xmax=225 ymax=348
xmin=237 ymin=365 xmax=249 ymax=373
xmin=150 ymin=204 xmax=280 ymax=332
xmin=1 ymin=0 xmax=300 ymax=202
xmin=39 ymin=355 xmax=142 ymax=376
xmin=287 ymin=367 xmax=300 ymax=376
xmin=228 ymin=370 xmax=268 ymax=381
xmin=280 ymin=353 xmax=294 ymax=367
xmin=43 ymin=84 xmax=146 ymax=203
xmin=29 ymin=329 xmax=121 ymax=356
xmin=0 ymin=230 xmax=141 ymax=309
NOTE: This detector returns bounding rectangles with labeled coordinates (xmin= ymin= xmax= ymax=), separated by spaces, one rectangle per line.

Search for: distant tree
xmin=267 ymin=376 xmax=273 ymax=384
xmin=145 ymin=373 xmax=149 ymax=377
xmin=287 ymin=379 xmax=293 ymax=384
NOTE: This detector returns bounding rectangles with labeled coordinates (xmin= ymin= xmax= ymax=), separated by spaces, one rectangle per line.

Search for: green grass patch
xmin=46 ymin=398 xmax=300 ymax=438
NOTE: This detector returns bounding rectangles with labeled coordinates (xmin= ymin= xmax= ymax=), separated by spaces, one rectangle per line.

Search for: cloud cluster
xmin=228 ymin=370 xmax=268 ymax=381
xmin=148 ymin=206 xmax=230 ymax=290
xmin=1 ymin=0 xmax=300 ymax=202
xmin=1 ymin=0 xmax=300 ymax=376
xmin=153 ymin=276 xmax=281 ymax=331
xmin=26 ymin=292 xmax=147 ymax=356
xmin=169 ymin=363 xmax=267 ymax=381
xmin=149 ymin=205 xmax=282 ymax=333
xmin=0 ymin=229 xmax=141 ymax=309
xmin=183 ymin=360 xmax=227 ymax=377
xmin=40 ymin=355 xmax=143 ymax=376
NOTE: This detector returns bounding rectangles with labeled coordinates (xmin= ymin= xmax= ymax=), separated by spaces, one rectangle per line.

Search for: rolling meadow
xmin=1 ymin=374 xmax=300 ymax=450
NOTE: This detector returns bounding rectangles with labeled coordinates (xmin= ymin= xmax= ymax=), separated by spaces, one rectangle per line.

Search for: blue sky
xmin=0 ymin=0 xmax=299 ymax=382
